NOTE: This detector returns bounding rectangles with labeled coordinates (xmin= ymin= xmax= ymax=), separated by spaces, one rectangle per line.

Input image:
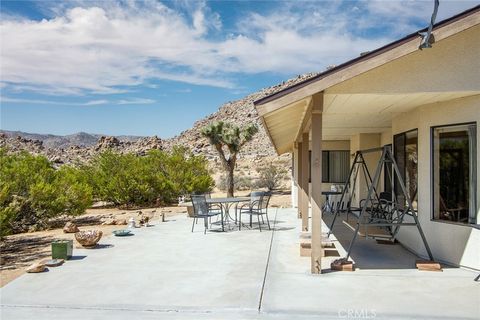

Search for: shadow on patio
xmin=323 ymin=213 xmax=426 ymax=270
xmin=260 ymin=208 xmax=479 ymax=319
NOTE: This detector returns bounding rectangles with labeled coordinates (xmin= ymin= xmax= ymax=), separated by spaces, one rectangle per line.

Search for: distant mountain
xmin=1 ymin=72 xmax=319 ymax=164
xmin=0 ymin=130 xmax=143 ymax=149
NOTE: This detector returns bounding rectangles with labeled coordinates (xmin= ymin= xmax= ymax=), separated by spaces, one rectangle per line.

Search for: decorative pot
xmin=75 ymin=230 xmax=103 ymax=248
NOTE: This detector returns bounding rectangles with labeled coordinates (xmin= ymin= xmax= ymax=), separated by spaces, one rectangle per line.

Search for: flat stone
xmin=42 ymin=259 xmax=64 ymax=267
xmin=25 ymin=263 xmax=47 ymax=273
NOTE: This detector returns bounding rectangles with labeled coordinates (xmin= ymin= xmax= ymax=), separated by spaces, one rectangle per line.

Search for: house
xmin=254 ymin=6 xmax=480 ymax=273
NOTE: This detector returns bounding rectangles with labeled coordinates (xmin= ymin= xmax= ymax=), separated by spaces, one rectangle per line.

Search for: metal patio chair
xmin=203 ymin=192 xmax=223 ymax=215
xmin=238 ymin=191 xmax=271 ymax=231
xmin=191 ymin=194 xmax=223 ymax=234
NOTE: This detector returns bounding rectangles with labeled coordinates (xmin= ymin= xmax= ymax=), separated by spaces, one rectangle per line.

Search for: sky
xmin=0 ymin=0 xmax=477 ymax=138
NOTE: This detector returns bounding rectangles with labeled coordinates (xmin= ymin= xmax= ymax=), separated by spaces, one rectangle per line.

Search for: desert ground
xmin=0 ymin=191 xmax=291 ymax=287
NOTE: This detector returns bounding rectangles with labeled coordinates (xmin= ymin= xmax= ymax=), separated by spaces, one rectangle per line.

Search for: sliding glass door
xmin=394 ymin=130 xmax=418 ymax=210
xmin=432 ymin=123 xmax=477 ymax=224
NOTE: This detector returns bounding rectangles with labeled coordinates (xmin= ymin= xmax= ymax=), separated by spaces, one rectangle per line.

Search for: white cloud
xmin=0 ymin=0 xmax=476 ymax=96
xmin=0 ymin=96 xmax=155 ymax=106
xmin=365 ymin=0 xmax=476 ymax=22
xmin=1 ymin=1 xmax=225 ymax=94
xmin=0 ymin=97 xmax=106 ymax=106
xmin=117 ymin=98 xmax=155 ymax=105
xmin=84 ymin=99 xmax=109 ymax=105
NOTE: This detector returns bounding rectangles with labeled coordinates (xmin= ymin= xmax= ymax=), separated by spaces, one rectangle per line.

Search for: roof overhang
xmin=255 ymin=6 xmax=480 ymax=155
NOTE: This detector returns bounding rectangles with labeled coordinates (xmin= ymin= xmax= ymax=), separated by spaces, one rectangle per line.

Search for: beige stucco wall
xmin=297 ymin=140 xmax=350 ymax=207
xmin=392 ymin=94 xmax=480 ymax=270
xmin=328 ymin=24 xmax=480 ymax=95
xmin=321 ymin=140 xmax=350 ymax=150
xmin=381 ymin=130 xmax=392 ymax=146
xmin=349 ymin=133 xmax=382 ymax=206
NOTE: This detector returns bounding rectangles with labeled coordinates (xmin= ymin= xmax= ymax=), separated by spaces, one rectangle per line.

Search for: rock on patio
xmin=1 ymin=208 xmax=478 ymax=319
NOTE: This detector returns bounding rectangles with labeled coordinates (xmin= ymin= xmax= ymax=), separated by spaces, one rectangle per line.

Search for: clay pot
xmin=75 ymin=230 xmax=103 ymax=248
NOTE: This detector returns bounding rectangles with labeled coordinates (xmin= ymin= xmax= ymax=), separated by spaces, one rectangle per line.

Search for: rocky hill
xmin=164 ymin=72 xmax=318 ymax=159
xmin=1 ymin=72 xmax=318 ymax=164
xmin=0 ymin=134 xmax=163 ymax=165
xmin=0 ymin=130 xmax=142 ymax=149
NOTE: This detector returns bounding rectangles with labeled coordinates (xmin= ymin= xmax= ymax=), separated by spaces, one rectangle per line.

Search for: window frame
xmin=430 ymin=121 xmax=478 ymax=226
xmin=383 ymin=144 xmax=393 ymax=194
xmin=393 ymin=128 xmax=419 ymax=209
xmin=320 ymin=150 xmax=350 ymax=184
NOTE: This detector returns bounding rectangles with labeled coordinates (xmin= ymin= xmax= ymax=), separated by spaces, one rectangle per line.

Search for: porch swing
xmin=327 ymin=145 xmax=435 ymax=267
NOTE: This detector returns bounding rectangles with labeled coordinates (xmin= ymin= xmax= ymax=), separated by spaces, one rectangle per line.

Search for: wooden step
xmin=299 ymin=241 xmax=335 ymax=257
xmin=324 ymin=248 xmax=340 ymax=257
xmin=331 ymin=259 xmax=355 ymax=271
xmin=416 ymin=260 xmax=443 ymax=272
xmin=300 ymin=242 xmax=311 ymax=257
xmin=299 ymin=232 xmax=329 ymax=239
xmin=300 ymin=239 xmax=334 ymax=248
xmin=299 ymin=233 xmax=311 ymax=239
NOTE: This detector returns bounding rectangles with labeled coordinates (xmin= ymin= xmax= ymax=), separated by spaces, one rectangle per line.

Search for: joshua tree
xmin=202 ymin=121 xmax=258 ymax=197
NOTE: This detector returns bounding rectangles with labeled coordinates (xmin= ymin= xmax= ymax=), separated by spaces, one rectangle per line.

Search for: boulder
xmin=26 ymin=263 xmax=47 ymax=273
xmin=114 ymin=219 xmax=127 ymax=225
xmin=63 ymin=222 xmax=80 ymax=233
xmin=101 ymin=218 xmax=116 ymax=225
xmin=95 ymin=136 xmax=121 ymax=151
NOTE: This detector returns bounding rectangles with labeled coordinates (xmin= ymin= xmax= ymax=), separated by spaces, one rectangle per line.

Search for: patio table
xmin=207 ymin=197 xmax=250 ymax=231
xmin=322 ymin=191 xmax=342 ymax=214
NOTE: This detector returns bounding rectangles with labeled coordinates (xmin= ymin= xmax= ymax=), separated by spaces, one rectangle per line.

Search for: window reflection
xmin=433 ymin=123 xmax=476 ymax=224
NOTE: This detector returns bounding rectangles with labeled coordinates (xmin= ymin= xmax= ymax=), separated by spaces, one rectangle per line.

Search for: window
xmin=321 ymin=150 xmax=350 ymax=183
xmin=308 ymin=150 xmax=349 ymax=183
xmin=432 ymin=123 xmax=477 ymax=224
xmin=394 ymin=130 xmax=418 ymax=210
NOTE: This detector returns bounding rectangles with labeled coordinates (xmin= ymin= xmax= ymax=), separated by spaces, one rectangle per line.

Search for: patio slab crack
xmin=258 ymin=207 xmax=279 ymax=312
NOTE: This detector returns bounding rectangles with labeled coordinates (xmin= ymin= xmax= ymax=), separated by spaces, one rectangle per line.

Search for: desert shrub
xmin=217 ymin=174 xmax=252 ymax=191
xmin=255 ymin=162 xmax=288 ymax=191
xmin=55 ymin=166 xmax=93 ymax=216
xmin=148 ymin=147 xmax=214 ymax=198
xmin=88 ymin=148 xmax=213 ymax=207
xmin=87 ymin=151 xmax=159 ymax=207
xmin=0 ymin=149 xmax=92 ymax=237
xmin=0 ymin=147 xmax=214 ymax=235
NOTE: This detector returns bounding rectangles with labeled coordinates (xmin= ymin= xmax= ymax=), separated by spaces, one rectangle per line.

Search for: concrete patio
xmin=1 ymin=208 xmax=479 ymax=319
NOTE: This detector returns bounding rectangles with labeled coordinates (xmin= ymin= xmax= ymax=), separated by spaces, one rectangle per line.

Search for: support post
xmin=297 ymin=141 xmax=303 ymax=218
xmin=310 ymin=93 xmax=323 ymax=274
xmin=291 ymin=149 xmax=298 ymax=209
xmin=301 ymin=132 xmax=310 ymax=231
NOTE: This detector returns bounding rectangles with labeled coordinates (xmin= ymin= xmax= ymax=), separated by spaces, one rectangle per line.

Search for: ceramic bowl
xmin=113 ymin=229 xmax=132 ymax=237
